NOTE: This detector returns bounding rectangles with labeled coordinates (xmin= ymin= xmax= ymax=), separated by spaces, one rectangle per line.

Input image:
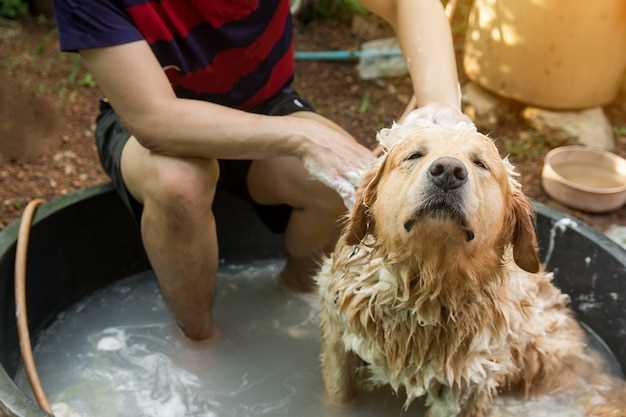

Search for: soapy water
xmin=15 ymin=260 xmax=622 ymax=417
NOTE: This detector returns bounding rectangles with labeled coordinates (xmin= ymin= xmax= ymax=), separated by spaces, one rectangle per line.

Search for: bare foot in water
xmin=176 ymin=317 xmax=220 ymax=342
xmin=279 ymin=257 xmax=320 ymax=293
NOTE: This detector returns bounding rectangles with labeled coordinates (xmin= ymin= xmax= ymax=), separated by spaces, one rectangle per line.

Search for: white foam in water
xmin=543 ymin=217 xmax=579 ymax=266
xmin=15 ymin=260 xmax=621 ymax=417
xmin=96 ymin=336 xmax=124 ymax=352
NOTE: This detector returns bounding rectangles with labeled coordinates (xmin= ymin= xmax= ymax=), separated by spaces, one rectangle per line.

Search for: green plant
xmin=0 ymin=0 xmax=28 ymax=18
xmin=34 ymin=28 xmax=57 ymax=55
xmin=614 ymin=126 xmax=626 ymax=137
xmin=67 ymin=54 xmax=82 ymax=84
xmin=359 ymin=92 xmax=370 ymax=113
xmin=315 ymin=0 xmax=368 ymax=19
xmin=35 ymin=82 xmax=47 ymax=95
xmin=13 ymin=199 xmax=25 ymax=210
xmin=501 ymin=130 xmax=569 ymax=161
xmin=78 ymin=72 xmax=97 ymax=88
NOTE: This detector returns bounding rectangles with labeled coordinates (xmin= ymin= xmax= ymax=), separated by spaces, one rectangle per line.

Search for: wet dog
xmin=316 ymin=124 xmax=625 ymax=417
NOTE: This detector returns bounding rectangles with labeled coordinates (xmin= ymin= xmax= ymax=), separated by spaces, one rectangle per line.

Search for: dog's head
xmin=344 ymin=125 xmax=539 ymax=273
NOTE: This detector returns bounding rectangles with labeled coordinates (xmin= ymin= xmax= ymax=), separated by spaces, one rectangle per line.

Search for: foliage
xmin=501 ymin=130 xmax=570 ymax=161
xmin=614 ymin=126 xmax=626 ymax=137
xmin=315 ymin=0 xmax=368 ymax=20
xmin=66 ymin=55 xmax=97 ymax=88
xmin=78 ymin=72 xmax=97 ymax=88
xmin=0 ymin=0 xmax=28 ymax=19
xmin=359 ymin=92 xmax=369 ymax=113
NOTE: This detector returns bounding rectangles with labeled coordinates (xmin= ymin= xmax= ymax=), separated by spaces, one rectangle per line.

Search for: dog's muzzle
xmin=403 ymin=208 xmax=475 ymax=242
xmin=403 ymin=159 xmax=475 ymax=241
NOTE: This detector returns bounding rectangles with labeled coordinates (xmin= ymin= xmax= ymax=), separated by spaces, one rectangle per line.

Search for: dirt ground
xmin=1 ymin=15 xmax=625 ymax=232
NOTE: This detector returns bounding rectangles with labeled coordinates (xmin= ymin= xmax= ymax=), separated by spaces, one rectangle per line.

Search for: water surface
xmin=16 ymin=260 xmax=621 ymax=417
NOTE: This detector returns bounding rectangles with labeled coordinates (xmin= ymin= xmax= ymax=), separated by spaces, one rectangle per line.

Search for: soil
xmin=0 ymin=70 xmax=60 ymax=163
xmin=0 ymin=14 xmax=625 ymax=233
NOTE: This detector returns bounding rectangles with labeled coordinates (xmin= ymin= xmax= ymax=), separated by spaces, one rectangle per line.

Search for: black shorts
xmin=94 ymin=88 xmax=316 ymax=234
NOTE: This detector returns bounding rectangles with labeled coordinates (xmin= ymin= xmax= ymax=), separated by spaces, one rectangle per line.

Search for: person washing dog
xmin=53 ymin=0 xmax=472 ymax=340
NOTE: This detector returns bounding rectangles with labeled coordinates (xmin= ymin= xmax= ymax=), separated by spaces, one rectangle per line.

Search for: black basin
xmin=1 ymin=184 xmax=625 ymax=417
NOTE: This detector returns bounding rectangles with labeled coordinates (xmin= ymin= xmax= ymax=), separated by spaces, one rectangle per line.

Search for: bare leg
xmin=320 ymin=309 xmax=358 ymax=404
xmin=247 ymin=111 xmax=357 ymax=292
xmin=121 ymin=137 xmax=219 ymax=340
xmin=247 ymin=155 xmax=345 ymax=291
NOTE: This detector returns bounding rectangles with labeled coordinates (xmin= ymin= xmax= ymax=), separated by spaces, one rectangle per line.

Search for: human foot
xmin=279 ymin=257 xmax=319 ymax=293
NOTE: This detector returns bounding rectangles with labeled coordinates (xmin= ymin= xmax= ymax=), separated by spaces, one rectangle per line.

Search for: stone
xmin=606 ymin=225 xmax=626 ymax=250
xmin=461 ymin=82 xmax=504 ymax=129
xmin=522 ymin=107 xmax=615 ymax=151
xmin=357 ymin=37 xmax=407 ymax=80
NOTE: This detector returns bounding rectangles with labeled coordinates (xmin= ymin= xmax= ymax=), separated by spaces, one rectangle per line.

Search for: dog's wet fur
xmin=316 ymin=125 xmax=626 ymax=417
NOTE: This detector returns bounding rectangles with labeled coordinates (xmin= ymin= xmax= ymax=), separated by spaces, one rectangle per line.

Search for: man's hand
xmin=376 ymin=103 xmax=477 ymax=151
xmin=294 ymin=118 xmax=376 ymax=208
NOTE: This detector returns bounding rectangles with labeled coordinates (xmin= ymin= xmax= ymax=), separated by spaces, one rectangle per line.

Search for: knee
xmin=145 ymin=158 xmax=219 ymax=215
xmin=306 ymin=183 xmax=346 ymax=215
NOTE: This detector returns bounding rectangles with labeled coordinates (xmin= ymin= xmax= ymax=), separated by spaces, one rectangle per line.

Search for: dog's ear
xmin=509 ymin=191 xmax=540 ymax=273
xmin=344 ymin=157 xmax=387 ymax=245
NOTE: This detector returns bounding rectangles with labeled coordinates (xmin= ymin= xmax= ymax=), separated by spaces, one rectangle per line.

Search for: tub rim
xmin=0 ymin=184 xmax=116 ymax=417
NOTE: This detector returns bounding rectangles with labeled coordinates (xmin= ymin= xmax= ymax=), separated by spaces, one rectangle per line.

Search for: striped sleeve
xmin=54 ymin=0 xmax=143 ymax=52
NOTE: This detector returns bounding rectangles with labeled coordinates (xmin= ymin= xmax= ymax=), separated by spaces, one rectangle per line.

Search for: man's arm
xmin=80 ymin=41 xmax=372 ymax=173
xmin=360 ymin=0 xmax=461 ymax=111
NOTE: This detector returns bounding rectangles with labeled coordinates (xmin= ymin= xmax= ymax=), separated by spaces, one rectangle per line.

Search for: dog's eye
xmin=405 ymin=151 xmax=424 ymax=161
xmin=473 ymin=159 xmax=489 ymax=170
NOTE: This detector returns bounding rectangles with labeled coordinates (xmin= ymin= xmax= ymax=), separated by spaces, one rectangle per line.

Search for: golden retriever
xmin=316 ymin=123 xmax=625 ymax=417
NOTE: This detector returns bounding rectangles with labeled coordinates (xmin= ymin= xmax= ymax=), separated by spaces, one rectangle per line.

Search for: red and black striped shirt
xmin=54 ymin=0 xmax=295 ymax=110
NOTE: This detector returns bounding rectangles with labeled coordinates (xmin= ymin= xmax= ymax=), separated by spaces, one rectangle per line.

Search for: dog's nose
xmin=428 ymin=157 xmax=468 ymax=191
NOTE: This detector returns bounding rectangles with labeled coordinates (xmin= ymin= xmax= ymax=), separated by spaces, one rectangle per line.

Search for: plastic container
xmin=542 ymin=146 xmax=626 ymax=212
xmin=464 ymin=0 xmax=626 ymax=109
